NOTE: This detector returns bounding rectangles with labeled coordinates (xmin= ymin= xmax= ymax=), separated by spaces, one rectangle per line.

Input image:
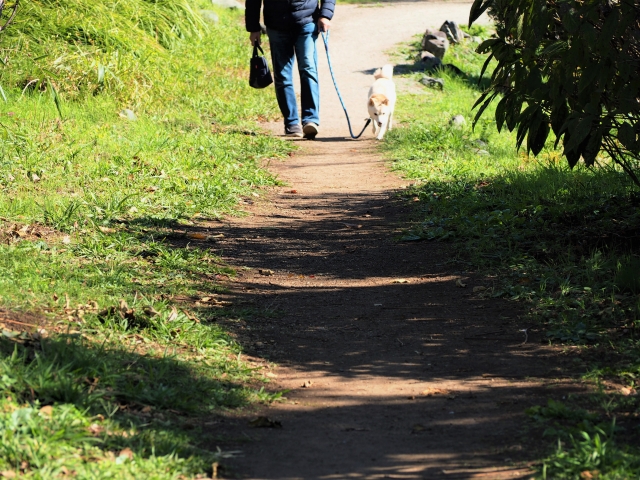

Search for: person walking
xmin=245 ymin=0 xmax=335 ymax=139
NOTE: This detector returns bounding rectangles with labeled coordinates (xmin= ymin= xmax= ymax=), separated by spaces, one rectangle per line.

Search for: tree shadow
xmin=0 ymin=331 xmax=251 ymax=469
xmin=167 ymin=176 xmax=592 ymax=477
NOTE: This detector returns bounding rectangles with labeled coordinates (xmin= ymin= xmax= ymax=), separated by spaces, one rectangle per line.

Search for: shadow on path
xmin=203 ymin=165 xmax=581 ymax=479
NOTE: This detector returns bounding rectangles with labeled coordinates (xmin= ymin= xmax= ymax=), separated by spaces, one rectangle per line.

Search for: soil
xmin=208 ymin=3 xmax=585 ymax=478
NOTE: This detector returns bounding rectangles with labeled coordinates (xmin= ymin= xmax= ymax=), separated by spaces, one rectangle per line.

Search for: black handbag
xmin=249 ymin=42 xmax=273 ymax=89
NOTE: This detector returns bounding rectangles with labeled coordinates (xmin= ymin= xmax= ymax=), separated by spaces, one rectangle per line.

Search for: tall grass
xmin=0 ymin=1 xmax=290 ymax=477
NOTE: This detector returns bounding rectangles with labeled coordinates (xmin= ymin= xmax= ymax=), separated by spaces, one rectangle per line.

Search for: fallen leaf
xmin=141 ymin=306 xmax=159 ymax=318
xmin=455 ymin=279 xmax=467 ymax=288
xmin=301 ymin=380 xmax=313 ymax=388
xmin=89 ymin=423 xmax=104 ymax=435
xmin=265 ymin=372 xmax=278 ymax=378
xmin=32 ymin=329 xmax=48 ymax=340
xmin=167 ymin=306 xmax=179 ymax=322
xmin=473 ymin=286 xmax=487 ymax=293
xmin=258 ymin=269 xmax=274 ymax=276
xmin=98 ymin=226 xmax=116 ymax=234
xmin=208 ymin=233 xmax=225 ymax=239
xmin=118 ymin=448 xmax=134 ymax=460
xmin=39 ymin=405 xmax=54 ymax=416
xmin=392 ymin=279 xmax=409 ymax=284
xmin=15 ymin=225 xmax=29 ymax=237
xmin=62 ymin=235 xmax=71 ymax=244
xmin=287 ymin=189 xmax=298 ymax=194
xmin=621 ymin=387 xmax=635 ymax=396
xmin=0 ymin=471 xmax=17 ymax=478
xmin=31 ymin=173 xmax=40 ymax=182
xmin=187 ymin=232 xmax=207 ymax=240
xmin=118 ymin=298 xmax=135 ymax=320
xmin=412 ymin=197 xmax=420 ymax=202
xmin=249 ymin=416 xmax=282 ymax=428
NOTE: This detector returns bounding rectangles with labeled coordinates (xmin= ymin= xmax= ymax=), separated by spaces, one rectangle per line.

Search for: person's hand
xmin=249 ymin=31 xmax=261 ymax=45
xmin=318 ymin=17 xmax=331 ymax=32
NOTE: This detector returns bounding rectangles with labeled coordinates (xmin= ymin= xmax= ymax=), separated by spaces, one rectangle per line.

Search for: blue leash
xmin=321 ymin=31 xmax=371 ymax=139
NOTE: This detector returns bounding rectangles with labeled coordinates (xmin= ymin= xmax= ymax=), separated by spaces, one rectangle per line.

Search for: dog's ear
xmin=368 ymin=98 xmax=376 ymax=106
xmin=382 ymin=98 xmax=389 ymax=105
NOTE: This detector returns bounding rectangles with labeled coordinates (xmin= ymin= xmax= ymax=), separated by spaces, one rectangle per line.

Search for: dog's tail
xmin=373 ymin=64 xmax=394 ymax=80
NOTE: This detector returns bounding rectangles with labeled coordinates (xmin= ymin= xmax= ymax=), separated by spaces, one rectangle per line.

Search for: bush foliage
xmin=470 ymin=0 xmax=640 ymax=187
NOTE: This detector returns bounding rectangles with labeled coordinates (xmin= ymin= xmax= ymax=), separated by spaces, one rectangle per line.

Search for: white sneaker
xmin=303 ymin=122 xmax=319 ymax=139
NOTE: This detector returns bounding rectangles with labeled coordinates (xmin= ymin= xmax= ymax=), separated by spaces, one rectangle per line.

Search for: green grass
xmin=0 ymin=1 xmax=292 ymax=477
xmin=386 ymin=26 xmax=640 ymax=479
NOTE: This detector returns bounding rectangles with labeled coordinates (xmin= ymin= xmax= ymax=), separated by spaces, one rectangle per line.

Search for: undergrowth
xmin=386 ymin=25 xmax=640 ymax=479
xmin=0 ymin=1 xmax=291 ymax=477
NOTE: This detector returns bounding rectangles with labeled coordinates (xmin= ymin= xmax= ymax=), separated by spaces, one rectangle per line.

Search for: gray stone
xmin=420 ymin=76 xmax=444 ymax=89
xmin=421 ymin=28 xmax=447 ymax=50
xmin=211 ymin=0 xmax=244 ymax=10
xmin=472 ymin=139 xmax=488 ymax=148
xmin=422 ymin=37 xmax=449 ymax=59
xmin=449 ymin=115 xmax=466 ymax=128
xmin=199 ymin=9 xmax=219 ymax=24
xmin=420 ymin=51 xmax=442 ymax=70
xmin=440 ymin=20 xmax=465 ymax=44
xmin=471 ymin=36 xmax=483 ymax=44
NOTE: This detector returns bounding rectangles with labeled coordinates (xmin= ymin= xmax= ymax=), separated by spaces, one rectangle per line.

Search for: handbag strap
xmin=253 ymin=41 xmax=265 ymax=58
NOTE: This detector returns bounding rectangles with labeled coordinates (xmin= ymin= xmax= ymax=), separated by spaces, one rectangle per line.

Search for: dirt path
xmin=211 ymin=3 xmax=579 ymax=478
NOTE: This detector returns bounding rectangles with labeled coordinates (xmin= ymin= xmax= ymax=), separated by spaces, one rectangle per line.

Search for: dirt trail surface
xmin=211 ymin=2 xmax=579 ymax=478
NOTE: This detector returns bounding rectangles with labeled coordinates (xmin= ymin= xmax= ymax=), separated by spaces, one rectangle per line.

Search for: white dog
xmin=367 ymin=65 xmax=396 ymax=140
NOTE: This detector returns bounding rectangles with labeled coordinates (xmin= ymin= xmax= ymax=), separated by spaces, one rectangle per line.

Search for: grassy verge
xmin=386 ymin=26 xmax=640 ymax=479
xmin=0 ymin=1 xmax=291 ymax=477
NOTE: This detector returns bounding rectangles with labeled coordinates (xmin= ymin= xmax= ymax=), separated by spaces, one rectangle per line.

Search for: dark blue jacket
xmin=245 ymin=0 xmax=335 ymax=32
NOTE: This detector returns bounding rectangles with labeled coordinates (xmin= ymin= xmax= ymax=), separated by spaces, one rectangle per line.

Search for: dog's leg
xmin=371 ymin=118 xmax=378 ymax=135
xmin=376 ymin=121 xmax=387 ymax=140
xmin=388 ymin=113 xmax=393 ymax=132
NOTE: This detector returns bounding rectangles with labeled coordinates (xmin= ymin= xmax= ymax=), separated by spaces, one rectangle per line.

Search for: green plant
xmin=0 ymin=2 xmax=290 ymax=477
xmin=470 ymin=0 xmax=640 ymax=187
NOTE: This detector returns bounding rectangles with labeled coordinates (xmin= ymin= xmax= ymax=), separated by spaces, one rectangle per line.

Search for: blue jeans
xmin=267 ymin=22 xmax=320 ymax=128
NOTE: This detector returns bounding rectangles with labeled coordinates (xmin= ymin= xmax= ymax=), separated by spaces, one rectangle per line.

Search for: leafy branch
xmin=470 ymin=0 xmax=640 ymax=187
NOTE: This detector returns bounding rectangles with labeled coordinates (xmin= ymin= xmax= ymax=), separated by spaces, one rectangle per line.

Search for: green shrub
xmin=470 ymin=0 xmax=640 ymax=187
